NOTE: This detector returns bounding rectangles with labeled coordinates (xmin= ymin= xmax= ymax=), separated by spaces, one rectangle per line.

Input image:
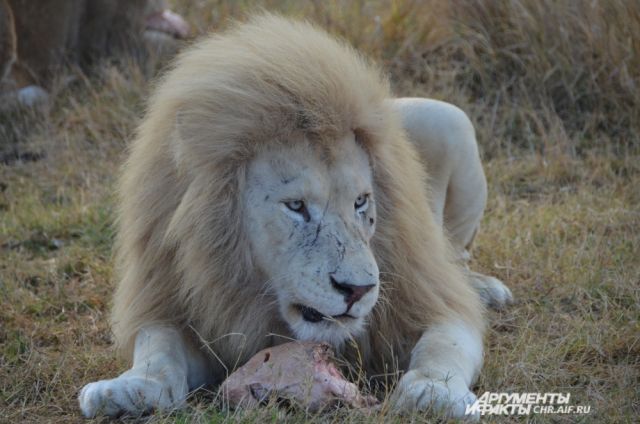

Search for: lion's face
xmin=244 ymin=133 xmax=380 ymax=346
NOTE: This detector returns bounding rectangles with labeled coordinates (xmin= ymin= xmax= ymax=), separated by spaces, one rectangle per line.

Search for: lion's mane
xmin=113 ymin=14 xmax=483 ymax=376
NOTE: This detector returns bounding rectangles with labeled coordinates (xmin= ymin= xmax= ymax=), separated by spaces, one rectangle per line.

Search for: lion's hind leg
xmin=443 ymin=128 xmax=513 ymax=309
xmin=439 ymin=113 xmax=513 ymax=309
xmin=467 ymin=270 xmax=513 ymax=310
xmin=447 ymin=150 xmax=513 ymax=309
xmin=393 ymin=97 xmax=513 ymax=309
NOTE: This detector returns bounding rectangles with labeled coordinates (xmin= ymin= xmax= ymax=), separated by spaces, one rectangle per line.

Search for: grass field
xmin=1 ymin=1 xmax=638 ymax=422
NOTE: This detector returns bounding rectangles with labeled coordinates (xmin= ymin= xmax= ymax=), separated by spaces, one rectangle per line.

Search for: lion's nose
xmin=330 ymin=277 xmax=375 ymax=305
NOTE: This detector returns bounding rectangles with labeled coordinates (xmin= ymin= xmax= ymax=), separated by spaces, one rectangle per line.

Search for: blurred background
xmin=1 ymin=1 xmax=638 ymax=422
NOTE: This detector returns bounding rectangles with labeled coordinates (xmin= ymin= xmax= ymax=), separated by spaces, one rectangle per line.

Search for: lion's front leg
xmin=78 ymin=325 xmax=210 ymax=418
xmin=392 ymin=320 xmax=483 ymax=421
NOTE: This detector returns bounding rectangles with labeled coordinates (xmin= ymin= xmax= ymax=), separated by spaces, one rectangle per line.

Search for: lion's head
xmin=113 ymin=14 xmax=479 ymax=370
xmin=244 ymin=134 xmax=380 ymax=345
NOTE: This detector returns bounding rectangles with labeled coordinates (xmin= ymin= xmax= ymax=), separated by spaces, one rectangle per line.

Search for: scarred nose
xmin=330 ymin=277 xmax=375 ymax=305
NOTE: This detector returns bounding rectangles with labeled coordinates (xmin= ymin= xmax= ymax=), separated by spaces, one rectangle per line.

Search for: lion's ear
xmin=353 ymin=128 xmax=372 ymax=150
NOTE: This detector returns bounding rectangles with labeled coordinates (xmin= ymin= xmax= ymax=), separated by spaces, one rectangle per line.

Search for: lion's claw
xmin=78 ymin=375 xmax=184 ymax=418
xmin=391 ymin=370 xmax=479 ymax=421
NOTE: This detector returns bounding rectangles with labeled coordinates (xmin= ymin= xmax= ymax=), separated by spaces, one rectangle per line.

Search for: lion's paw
xmin=469 ymin=272 xmax=513 ymax=310
xmin=78 ymin=375 xmax=185 ymax=418
xmin=391 ymin=369 xmax=479 ymax=421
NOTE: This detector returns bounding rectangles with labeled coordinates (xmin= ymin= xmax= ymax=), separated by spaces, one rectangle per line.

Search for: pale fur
xmin=79 ymin=15 xmax=495 ymax=419
xmin=242 ymin=136 xmax=381 ymax=348
xmin=394 ymin=98 xmax=513 ymax=308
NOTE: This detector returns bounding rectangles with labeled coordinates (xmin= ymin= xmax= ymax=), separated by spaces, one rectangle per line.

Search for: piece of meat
xmin=219 ymin=341 xmax=379 ymax=412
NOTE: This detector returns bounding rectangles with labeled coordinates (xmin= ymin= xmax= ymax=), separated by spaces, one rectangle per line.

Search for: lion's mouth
xmin=295 ymin=304 xmax=355 ymax=323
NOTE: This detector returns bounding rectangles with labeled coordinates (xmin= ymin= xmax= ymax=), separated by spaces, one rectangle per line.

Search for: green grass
xmin=1 ymin=0 xmax=639 ymax=422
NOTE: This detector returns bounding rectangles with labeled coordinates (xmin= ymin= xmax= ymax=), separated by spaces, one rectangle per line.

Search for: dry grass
xmin=1 ymin=0 xmax=638 ymax=423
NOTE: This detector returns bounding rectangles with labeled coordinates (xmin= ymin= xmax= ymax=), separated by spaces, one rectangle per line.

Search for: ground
xmin=1 ymin=1 xmax=638 ymax=423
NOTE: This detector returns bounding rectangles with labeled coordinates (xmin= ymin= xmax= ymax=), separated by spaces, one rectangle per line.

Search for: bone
xmin=219 ymin=341 xmax=379 ymax=412
xmin=145 ymin=9 xmax=190 ymax=39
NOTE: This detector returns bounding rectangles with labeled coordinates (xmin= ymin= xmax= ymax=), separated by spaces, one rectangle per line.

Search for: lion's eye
xmin=285 ymin=200 xmax=304 ymax=212
xmin=355 ymin=194 xmax=369 ymax=212
xmin=284 ymin=200 xmax=311 ymax=222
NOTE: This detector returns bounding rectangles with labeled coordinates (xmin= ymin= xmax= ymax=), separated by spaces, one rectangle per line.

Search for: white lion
xmin=78 ymin=14 xmax=511 ymax=420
